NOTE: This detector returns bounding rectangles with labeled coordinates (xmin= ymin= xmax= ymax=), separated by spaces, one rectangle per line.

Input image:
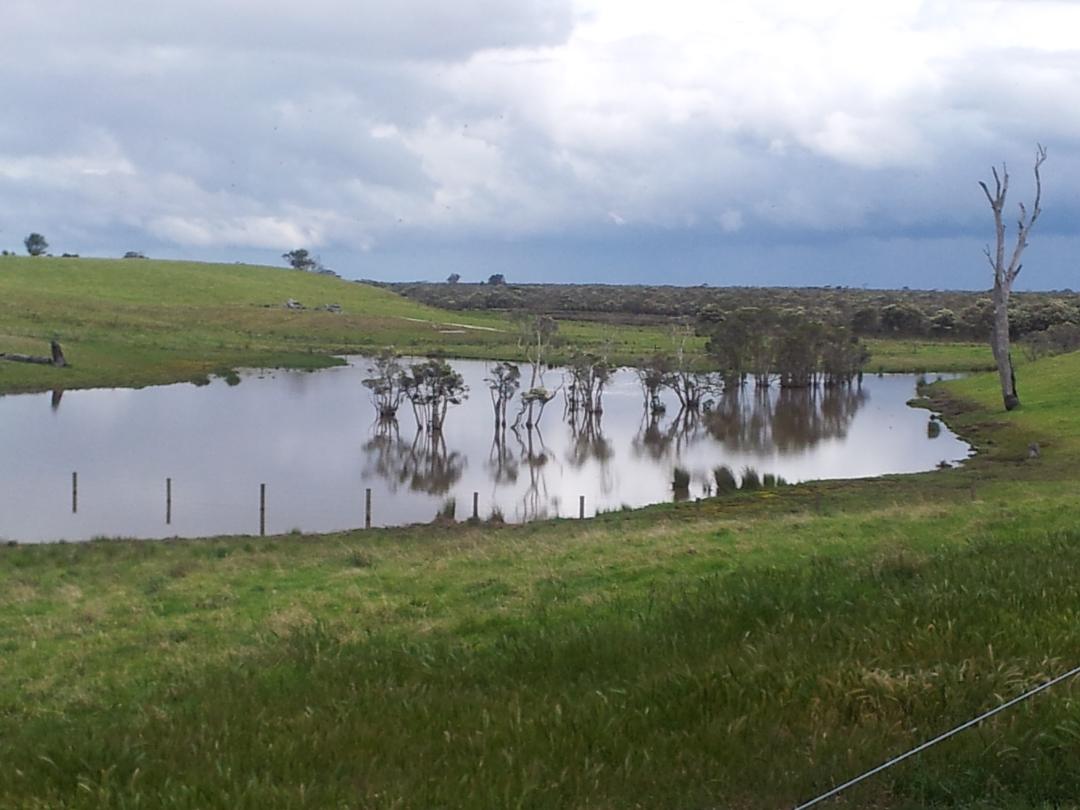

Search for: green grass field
xmin=1 ymin=256 xmax=992 ymax=394
xmin=2 ymin=323 xmax=1080 ymax=807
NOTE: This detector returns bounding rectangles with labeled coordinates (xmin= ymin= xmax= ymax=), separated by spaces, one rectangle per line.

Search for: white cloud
xmin=148 ymin=215 xmax=328 ymax=250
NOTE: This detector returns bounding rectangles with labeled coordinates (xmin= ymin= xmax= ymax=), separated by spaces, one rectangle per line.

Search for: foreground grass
xmin=3 ymin=349 xmax=1080 ymax=808
xmin=2 ymin=256 xmax=992 ymax=394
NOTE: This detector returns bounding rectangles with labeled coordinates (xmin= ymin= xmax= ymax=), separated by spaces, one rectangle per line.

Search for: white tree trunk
xmin=979 ymin=144 xmax=1046 ymax=412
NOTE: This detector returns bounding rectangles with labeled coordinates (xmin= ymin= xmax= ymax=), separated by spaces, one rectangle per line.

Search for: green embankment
xmin=2 ymin=345 xmax=1079 ymax=807
xmin=0 ymin=256 xmax=991 ymax=394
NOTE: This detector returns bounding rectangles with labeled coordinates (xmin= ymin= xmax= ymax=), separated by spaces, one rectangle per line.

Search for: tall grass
xmin=4 ymin=528 xmax=1080 ymax=808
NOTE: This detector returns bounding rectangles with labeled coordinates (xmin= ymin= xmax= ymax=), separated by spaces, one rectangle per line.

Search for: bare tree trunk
xmin=990 ymin=286 xmax=1019 ymax=409
xmin=979 ymin=144 xmax=1046 ymax=411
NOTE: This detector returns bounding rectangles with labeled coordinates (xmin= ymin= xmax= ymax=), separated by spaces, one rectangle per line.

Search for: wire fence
xmin=794 ymin=663 xmax=1080 ymax=809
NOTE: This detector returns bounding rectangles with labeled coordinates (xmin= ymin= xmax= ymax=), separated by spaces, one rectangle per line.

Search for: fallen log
xmin=0 ymin=340 xmax=67 ymax=367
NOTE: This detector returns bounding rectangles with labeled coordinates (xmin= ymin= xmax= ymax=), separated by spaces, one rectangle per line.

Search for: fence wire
xmin=793 ymin=663 xmax=1080 ymax=809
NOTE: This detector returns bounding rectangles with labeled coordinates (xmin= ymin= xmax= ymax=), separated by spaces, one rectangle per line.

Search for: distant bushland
xmin=379 ymin=280 xmax=1080 ymax=343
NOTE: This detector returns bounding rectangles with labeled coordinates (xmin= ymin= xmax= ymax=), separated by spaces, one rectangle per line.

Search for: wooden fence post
xmin=72 ymin=472 xmax=78 ymax=514
xmin=365 ymin=488 xmax=372 ymax=529
xmin=579 ymin=495 xmax=585 ymax=519
xmin=166 ymin=477 xmax=172 ymax=525
xmin=472 ymin=491 xmax=479 ymax=520
xmin=260 ymin=483 xmax=266 ymax=536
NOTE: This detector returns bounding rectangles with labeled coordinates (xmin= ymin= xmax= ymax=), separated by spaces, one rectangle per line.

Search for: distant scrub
xmin=383 ymin=280 xmax=1080 ymax=342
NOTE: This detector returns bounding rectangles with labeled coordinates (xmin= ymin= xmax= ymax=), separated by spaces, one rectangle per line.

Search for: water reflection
xmin=567 ymin=412 xmax=614 ymax=495
xmin=0 ymin=359 xmax=970 ymax=542
xmin=362 ymin=418 xmax=466 ymax=496
xmin=702 ymin=384 xmax=869 ymax=453
xmin=511 ymin=425 xmax=559 ymax=522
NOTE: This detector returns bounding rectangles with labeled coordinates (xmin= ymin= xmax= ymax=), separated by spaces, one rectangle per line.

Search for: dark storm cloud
xmin=0 ymin=0 xmax=1078 ymax=288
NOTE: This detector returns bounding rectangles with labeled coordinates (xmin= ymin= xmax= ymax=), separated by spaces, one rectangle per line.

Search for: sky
xmin=1 ymin=0 xmax=1078 ymax=290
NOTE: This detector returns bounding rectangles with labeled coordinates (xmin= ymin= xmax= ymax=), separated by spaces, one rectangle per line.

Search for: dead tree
xmin=979 ymin=144 xmax=1046 ymax=410
xmin=0 ymin=339 xmax=67 ymax=367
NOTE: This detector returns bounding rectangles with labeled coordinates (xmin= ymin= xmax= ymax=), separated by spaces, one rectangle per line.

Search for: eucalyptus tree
xmin=485 ymin=362 xmax=521 ymax=429
xmin=979 ymin=144 xmax=1047 ymax=410
xmin=402 ymin=359 xmax=468 ymax=433
xmin=23 ymin=233 xmax=48 ymax=256
xmin=513 ymin=313 xmax=560 ymax=429
xmin=362 ymin=349 xmax=407 ymax=419
xmin=565 ymin=351 xmax=614 ymax=416
xmin=634 ymin=355 xmax=670 ymax=415
xmin=818 ymin=325 xmax=869 ymax=387
xmin=705 ymin=307 xmax=774 ymax=387
xmin=666 ymin=322 xmax=720 ymax=411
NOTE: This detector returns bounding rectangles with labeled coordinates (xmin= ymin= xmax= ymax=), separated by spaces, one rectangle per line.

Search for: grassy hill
xmin=2 ymin=346 xmax=1079 ymax=807
xmin=0 ymin=256 xmax=696 ymax=393
xmin=0 ymin=256 xmax=993 ymax=394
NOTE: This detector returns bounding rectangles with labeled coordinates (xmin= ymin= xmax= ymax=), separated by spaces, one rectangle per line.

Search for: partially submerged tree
xmin=402 ymin=359 xmax=468 ymax=433
xmin=634 ymin=354 xmax=670 ymax=415
xmin=485 ymin=362 xmax=520 ymax=428
xmin=979 ymin=144 xmax=1047 ymax=410
xmin=362 ymin=349 xmax=407 ymax=419
xmin=565 ymin=350 xmax=613 ymax=416
xmin=666 ymin=323 xmax=719 ymax=411
xmin=513 ymin=314 xmax=560 ymax=429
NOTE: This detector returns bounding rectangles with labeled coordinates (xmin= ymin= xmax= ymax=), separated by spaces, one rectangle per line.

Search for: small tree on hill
xmin=282 ymin=248 xmax=317 ymax=271
xmin=447 ymin=273 xmax=461 ymax=284
xmin=24 ymin=233 xmax=48 ymax=256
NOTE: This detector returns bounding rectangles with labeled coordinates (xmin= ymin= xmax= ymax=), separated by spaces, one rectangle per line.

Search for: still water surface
xmin=0 ymin=358 xmax=969 ymax=542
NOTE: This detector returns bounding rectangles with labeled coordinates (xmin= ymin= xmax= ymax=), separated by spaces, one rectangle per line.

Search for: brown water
xmin=0 ymin=358 xmax=969 ymax=542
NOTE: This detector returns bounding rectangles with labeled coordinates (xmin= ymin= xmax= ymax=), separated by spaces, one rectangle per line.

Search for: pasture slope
xmin=1 ymin=255 xmax=1074 ymax=808
xmin=0 ymin=255 xmax=991 ymax=395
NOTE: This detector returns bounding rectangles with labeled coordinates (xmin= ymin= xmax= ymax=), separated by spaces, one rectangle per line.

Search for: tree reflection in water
xmin=634 ymin=381 xmax=869 ymax=457
xmin=632 ymin=407 xmax=701 ymax=462
xmin=511 ymin=425 xmax=559 ymax=521
xmin=362 ymin=417 xmax=466 ymax=496
xmin=566 ymin=410 xmax=615 ymax=494
xmin=487 ymin=427 xmax=519 ymax=486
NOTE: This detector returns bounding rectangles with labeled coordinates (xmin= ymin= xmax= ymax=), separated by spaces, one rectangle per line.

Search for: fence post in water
xmin=260 ymin=483 xmax=266 ymax=537
xmin=579 ymin=495 xmax=585 ymax=519
xmin=72 ymin=472 xmax=78 ymax=514
xmin=365 ymin=488 xmax=372 ymax=529
xmin=472 ymin=491 xmax=479 ymax=520
xmin=166 ymin=477 xmax=172 ymax=525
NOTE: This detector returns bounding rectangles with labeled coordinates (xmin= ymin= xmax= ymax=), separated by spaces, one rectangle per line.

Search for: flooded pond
xmin=0 ymin=358 xmax=970 ymax=542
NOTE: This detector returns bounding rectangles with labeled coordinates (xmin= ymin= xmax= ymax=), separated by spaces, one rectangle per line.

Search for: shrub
xmin=435 ymin=498 xmax=457 ymax=523
xmin=712 ymin=465 xmax=738 ymax=494
xmin=672 ymin=466 xmax=691 ymax=492
xmin=740 ymin=467 xmax=761 ymax=491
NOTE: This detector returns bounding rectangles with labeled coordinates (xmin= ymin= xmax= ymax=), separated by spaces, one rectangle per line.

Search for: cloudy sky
xmin=1 ymin=0 xmax=1078 ymax=289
